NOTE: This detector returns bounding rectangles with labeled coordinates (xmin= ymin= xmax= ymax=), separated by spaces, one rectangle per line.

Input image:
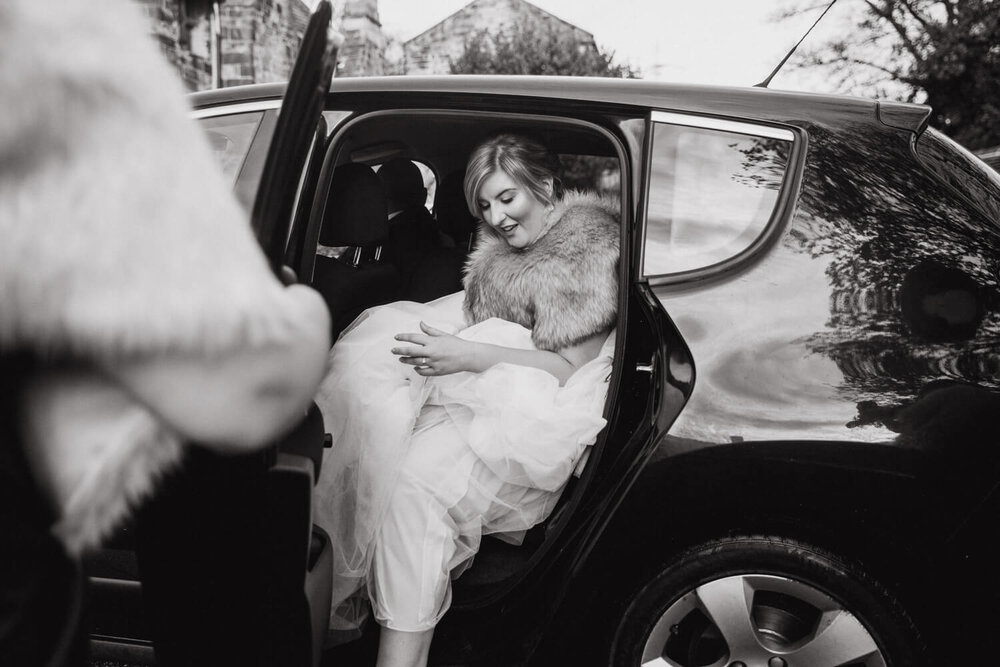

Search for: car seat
xmin=398 ymin=226 xmax=465 ymax=303
xmin=312 ymin=163 xmax=401 ymax=340
xmin=433 ymin=169 xmax=479 ymax=261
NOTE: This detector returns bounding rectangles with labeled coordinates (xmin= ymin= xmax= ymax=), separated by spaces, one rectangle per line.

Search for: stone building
xmin=136 ymin=0 xmax=385 ymax=91
xmin=401 ymin=0 xmax=599 ymax=76
xmin=337 ymin=0 xmax=386 ymax=77
xmin=138 ymin=0 xmax=598 ymax=88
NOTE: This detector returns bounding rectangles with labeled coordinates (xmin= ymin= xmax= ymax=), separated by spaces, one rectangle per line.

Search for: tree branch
xmin=843 ymin=56 xmax=908 ymax=79
xmin=897 ymin=0 xmax=934 ymax=33
xmin=806 ymin=51 xmax=909 ymax=81
xmin=862 ymin=0 xmax=924 ymax=61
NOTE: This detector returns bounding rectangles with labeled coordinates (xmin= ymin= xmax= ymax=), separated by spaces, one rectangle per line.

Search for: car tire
xmin=608 ymin=535 xmax=925 ymax=667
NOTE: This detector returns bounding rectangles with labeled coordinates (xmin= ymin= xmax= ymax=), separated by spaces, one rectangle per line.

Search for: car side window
xmin=198 ymin=111 xmax=265 ymax=186
xmin=643 ymin=112 xmax=794 ymax=278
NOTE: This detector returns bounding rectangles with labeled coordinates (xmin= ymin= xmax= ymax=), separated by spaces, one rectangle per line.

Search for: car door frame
xmin=123 ymin=4 xmax=340 ymax=667
xmin=420 ymin=109 xmax=700 ymax=662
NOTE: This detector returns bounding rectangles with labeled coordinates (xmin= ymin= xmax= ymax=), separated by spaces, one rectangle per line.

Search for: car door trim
xmin=191 ymin=100 xmax=282 ymax=119
xmin=650 ymin=110 xmax=795 ymax=141
xmin=641 ymin=112 xmax=806 ymax=287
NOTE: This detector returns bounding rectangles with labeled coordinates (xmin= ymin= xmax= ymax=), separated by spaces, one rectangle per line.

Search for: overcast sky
xmin=369 ymin=0 xmax=861 ymax=93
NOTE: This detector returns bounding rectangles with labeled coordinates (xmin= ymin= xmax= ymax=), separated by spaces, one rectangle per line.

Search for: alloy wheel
xmin=640 ymin=573 xmax=885 ymax=667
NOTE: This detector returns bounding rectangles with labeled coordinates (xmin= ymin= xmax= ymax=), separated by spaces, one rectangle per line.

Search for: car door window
xmin=199 ymin=111 xmax=264 ymax=186
xmin=643 ymin=112 xmax=794 ymax=279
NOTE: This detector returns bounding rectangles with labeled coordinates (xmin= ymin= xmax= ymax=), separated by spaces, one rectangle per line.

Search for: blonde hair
xmin=463 ymin=134 xmax=563 ymax=221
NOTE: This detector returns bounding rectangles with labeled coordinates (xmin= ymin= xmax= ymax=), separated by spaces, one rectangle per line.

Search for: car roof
xmin=189 ymin=75 xmax=898 ymax=128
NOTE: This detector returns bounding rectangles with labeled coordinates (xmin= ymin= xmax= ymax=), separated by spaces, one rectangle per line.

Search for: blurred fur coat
xmin=0 ymin=0 xmax=307 ymax=555
xmin=463 ymin=189 xmax=621 ymax=351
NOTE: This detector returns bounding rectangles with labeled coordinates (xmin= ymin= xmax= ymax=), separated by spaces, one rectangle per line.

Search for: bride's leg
xmin=369 ymin=412 xmax=474 ymax=663
xmin=376 ymin=627 xmax=433 ymax=667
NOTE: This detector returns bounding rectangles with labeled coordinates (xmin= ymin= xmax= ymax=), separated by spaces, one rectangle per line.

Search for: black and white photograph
xmin=2 ymin=1 xmax=999 ymax=666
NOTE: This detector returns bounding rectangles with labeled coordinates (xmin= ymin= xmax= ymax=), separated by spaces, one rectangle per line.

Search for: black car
xmin=87 ymin=4 xmax=1000 ymax=666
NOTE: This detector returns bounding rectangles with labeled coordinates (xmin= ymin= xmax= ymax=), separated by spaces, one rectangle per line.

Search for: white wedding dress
xmin=313 ymin=291 xmax=614 ymax=634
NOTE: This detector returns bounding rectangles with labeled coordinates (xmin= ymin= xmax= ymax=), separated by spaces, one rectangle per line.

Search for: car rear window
xmin=642 ymin=112 xmax=795 ymax=279
xmin=915 ymin=127 xmax=1000 ymax=227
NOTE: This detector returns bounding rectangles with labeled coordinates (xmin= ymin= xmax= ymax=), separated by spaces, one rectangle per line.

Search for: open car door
xmin=251 ymin=1 xmax=338 ymax=274
xmin=131 ymin=5 xmax=339 ymax=667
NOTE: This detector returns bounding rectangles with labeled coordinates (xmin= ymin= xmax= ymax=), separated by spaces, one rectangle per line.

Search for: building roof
xmin=398 ymin=0 xmax=600 ymax=75
xmin=403 ymin=0 xmax=594 ymax=47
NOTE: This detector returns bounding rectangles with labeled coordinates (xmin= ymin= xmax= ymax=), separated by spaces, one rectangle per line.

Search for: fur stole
xmin=463 ymin=189 xmax=620 ymax=351
xmin=1 ymin=0 xmax=305 ymax=554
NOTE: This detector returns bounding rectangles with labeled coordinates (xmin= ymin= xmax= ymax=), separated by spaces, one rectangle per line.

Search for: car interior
xmin=86 ymin=110 xmax=627 ymax=666
xmin=298 ymin=110 xmax=626 ymax=604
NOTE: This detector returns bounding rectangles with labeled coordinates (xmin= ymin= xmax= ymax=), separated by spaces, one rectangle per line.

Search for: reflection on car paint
xmin=660 ymin=119 xmax=1000 ymax=453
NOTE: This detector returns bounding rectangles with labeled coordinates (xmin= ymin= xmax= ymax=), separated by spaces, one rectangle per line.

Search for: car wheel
xmin=609 ymin=536 xmax=924 ymax=667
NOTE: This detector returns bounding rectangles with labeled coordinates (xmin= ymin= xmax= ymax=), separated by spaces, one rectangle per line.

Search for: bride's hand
xmin=392 ymin=322 xmax=478 ymax=376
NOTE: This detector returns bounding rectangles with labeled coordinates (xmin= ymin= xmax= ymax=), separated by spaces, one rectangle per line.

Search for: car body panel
xmin=653 ymin=112 xmax=1000 ymax=461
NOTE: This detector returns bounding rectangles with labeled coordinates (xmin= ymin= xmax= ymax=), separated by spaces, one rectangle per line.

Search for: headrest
xmin=378 ymin=158 xmax=426 ymax=208
xmin=320 ymin=163 xmax=388 ymax=247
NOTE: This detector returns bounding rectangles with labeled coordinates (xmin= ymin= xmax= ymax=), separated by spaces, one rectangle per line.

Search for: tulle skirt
xmin=313 ymin=292 xmax=614 ymax=633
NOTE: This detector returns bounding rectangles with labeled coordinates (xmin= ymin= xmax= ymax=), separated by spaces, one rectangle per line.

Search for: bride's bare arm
xmin=392 ymin=321 xmax=606 ymax=385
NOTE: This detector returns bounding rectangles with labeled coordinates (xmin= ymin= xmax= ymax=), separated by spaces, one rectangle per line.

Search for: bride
xmin=314 ymin=133 xmax=620 ymax=667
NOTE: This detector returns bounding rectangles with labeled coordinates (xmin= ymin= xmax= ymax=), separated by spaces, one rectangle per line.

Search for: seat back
xmin=313 ymin=163 xmax=401 ymax=339
xmin=376 ymin=162 xmax=467 ymax=302
xmin=433 ymin=169 xmax=478 ymax=259
xmin=387 ymin=205 xmax=465 ymax=303
xmin=319 ymin=163 xmax=389 ymax=249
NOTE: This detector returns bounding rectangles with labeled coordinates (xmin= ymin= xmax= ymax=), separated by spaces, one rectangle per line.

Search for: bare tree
xmin=782 ymin=0 xmax=1000 ymax=150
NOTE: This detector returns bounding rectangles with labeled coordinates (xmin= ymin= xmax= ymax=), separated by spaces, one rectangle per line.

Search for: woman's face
xmin=476 ymin=170 xmax=551 ymax=249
